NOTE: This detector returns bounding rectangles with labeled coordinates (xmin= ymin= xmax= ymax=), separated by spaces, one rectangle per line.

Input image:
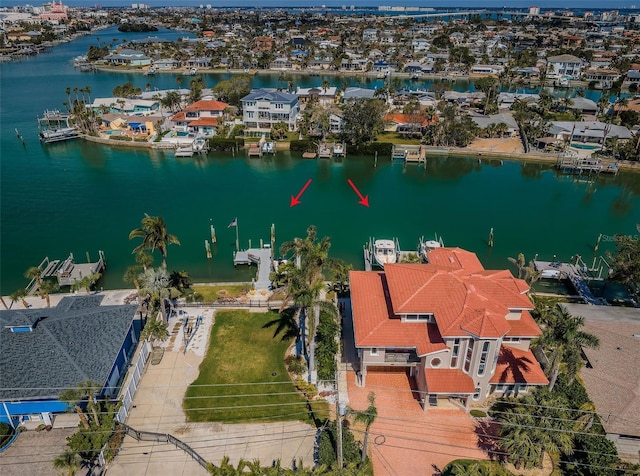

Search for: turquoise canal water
xmin=1 ymin=27 xmax=639 ymax=294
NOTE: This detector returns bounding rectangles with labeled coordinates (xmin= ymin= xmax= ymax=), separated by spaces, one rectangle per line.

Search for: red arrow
xmin=347 ymin=179 xmax=369 ymax=207
xmin=290 ymin=178 xmax=312 ymax=207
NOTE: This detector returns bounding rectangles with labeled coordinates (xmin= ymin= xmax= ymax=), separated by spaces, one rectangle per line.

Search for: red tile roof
xmin=505 ymin=310 xmax=542 ymax=337
xmin=187 ymin=117 xmax=219 ymax=126
xmin=184 ymin=100 xmax=229 ymax=112
xmin=350 ymin=271 xmax=447 ymax=356
xmin=424 ymin=368 xmax=475 ymax=394
xmin=490 ymin=346 xmax=549 ymax=385
xmin=170 ymin=111 xmax=187 ymax=122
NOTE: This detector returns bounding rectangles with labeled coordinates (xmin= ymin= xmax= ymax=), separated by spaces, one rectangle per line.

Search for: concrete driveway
xmin=0 ymin=428 xmax=77 ymax=476
xmin=346 ymin=371 xmax=488 ymax=476
xmin=106 ymin=308 xmax=317 ymax=475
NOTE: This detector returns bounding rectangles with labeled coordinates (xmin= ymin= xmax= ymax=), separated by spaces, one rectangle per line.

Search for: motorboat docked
xmin=370 ymin=238 xmax=400 ymax=268
xmin=262 ymin=141 xmax=275 ymax=154
xmin=192 ymin=136 xmax=208 ymax=154
xmin=38 ymin=110 xmax=79 ymax=143
xmin=332 ymin=142 xmax=345 ymax=157
xmin=39 ymin=127 xmax=79 ymax=143
xmin=144 ymin=66 xmax=157 ymax=76
xmin=418 ymin=235 xmax=444 ymax=262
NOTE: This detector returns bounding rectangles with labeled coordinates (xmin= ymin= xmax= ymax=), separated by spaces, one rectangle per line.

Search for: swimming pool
xmin=103 ymin=130 xmax=123 ymax=136
xmin=571 ymin=142 xmax=602 ymax=150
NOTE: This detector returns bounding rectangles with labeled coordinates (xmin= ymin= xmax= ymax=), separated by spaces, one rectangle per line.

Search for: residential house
xmin=546 ymin=53 xmax=582 ymax=78
xmin=329 ymin=112 xmax=344 ymax=134
xmin=412 ymin=38 xmax=430 ymax=53
xmin=253 ymin=35 xmax=274 ymax=52
xmin=241 ymin=88 xmax=300 ymax=135
xmin=349 ymin=247 xmax=548 ymax=410
xmin=470 ymin=64 xmax=504 ymax=76
xmin=567 ymin=97 xmax=598 ymax=115
xmin=169 ymin=99 xmax=229 ymax=136
xmin=470 ymin=113 xmax=519 ymax=136
xmin=342 ymin=87 xmax=377 ymax=102
xmin=497 ymin=92 xmax=540 ymax=110
xmin=547 ymin=120 xmax=632 ymax=144
xmin=153 ymin=58 xmax=179 ymax=70
xmin=295 ymin=86 xmax=338 ymax=107
xmin=0 ymin=295 xmax=141 ymax=429
xmin=340 ymin=58 xmax=368 ymax=72
xmin=384 ymin=113 xmax=436 ymax=135
xmin=104 ymin=48 xmax=151 ymax=67
xmin=563 ymin=303 xmax=640 ymax=462
xmin=269 ymin=57 xmax=293 ymax=70
xmin=362 ymin=28 xmax=378 ymax=43
xmin=91 ymin=97 xmax=160 ymax=115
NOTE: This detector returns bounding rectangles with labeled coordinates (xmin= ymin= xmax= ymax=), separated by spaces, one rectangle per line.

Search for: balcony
xmin=384 ymin=351 xmax=420 ymax=364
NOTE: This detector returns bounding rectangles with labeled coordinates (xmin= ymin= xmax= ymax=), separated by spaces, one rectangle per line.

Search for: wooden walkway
xmin=234 ymin=247 xmax=273 ymax=290
xmin=533 ymin=260 xmax=606 ymax=306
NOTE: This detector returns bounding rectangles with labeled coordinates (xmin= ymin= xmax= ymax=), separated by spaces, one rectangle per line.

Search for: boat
xmin=144 ymin=66 xmax=157 ymax=76
xmin=262 ymin=141 xmax=275 ymax=154
xmin=332 ymin=142 xmax=345 ymax=157
xmin=174 ymin=143 xmax=195 ymax=157
xmin=418 ymin=235 xmax=444 ymax=262
xmin=410 ymin=71 xmax=424 ymax=79
xmin=192 ymin=136 xmax=208 ymax=154
xmin=38 ymin=110 xmax=79 ymax=144
xmin=373 ymin=238 xmax=399 ymax=267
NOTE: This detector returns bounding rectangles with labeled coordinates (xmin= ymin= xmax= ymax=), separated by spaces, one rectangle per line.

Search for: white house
xmin=104 ymin=48 xmax=151 ymax=67
xmin=546 ymin=54 xmax=582 ymax=78
xmin=241 ymin=89 xmax=300 ymax=136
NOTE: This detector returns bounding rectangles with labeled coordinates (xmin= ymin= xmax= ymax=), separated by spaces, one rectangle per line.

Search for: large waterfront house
xmin=241 ymin=89 xmax=300 ymax=136
xmin=0 ymin=295 xmax=140 ymax=429
xmin=104 ymin=48 xmax=152 ymax=67
xmin=91 ymin=97 xmax=160 ymax=115
xmin=295 ymin=86 xmax=338 ymax=106
xmin=546 ymin=54 xmax=583 ymax=79
xmin=547 ymin=120 xmax=633 ymax=144
xmin=349 ymin=247 xmax=548 ymax=410
xmin=169 ymin=99 xmax=229 ymax=136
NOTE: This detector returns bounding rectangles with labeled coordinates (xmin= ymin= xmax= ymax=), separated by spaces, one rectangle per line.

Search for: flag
xmin=228 ymin=217 xmax=237 ymax=228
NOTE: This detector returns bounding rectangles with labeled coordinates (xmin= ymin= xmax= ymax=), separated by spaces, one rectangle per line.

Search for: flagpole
xmin=235 ymin=218 xmax=239 ymax=252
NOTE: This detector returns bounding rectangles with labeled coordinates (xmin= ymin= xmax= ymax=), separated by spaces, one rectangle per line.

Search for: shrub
xmin=109 ymin=135 xmax=133 ymax=142
xmin=316 ymin=310 xmax=339 ymax=381
xmin=208 ymin=138 xmax=241 ymax=151
xmin=285 ymin=355 xmax=306 ymax=375
xmin=294 ymin=376 xmax=318 ymax=399
xmin=0 ymin=422 xmax=14 ymax=447
xmin=350 ymin=142 xmax=393 ymax=156
xmin=317 ymin=420 xmax=366 ymax=470
xmin=470 ymin=409 xmax=486 ymax=418
xmin=290 ymin=139 xmax=316 ymax=152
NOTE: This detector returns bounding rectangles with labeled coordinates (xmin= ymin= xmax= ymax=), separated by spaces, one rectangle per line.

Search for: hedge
xmin=290 ymin=139 xmax=316 ymax=152
xmin=349 ymin=142 xmax=394 ymax=156
xmin=208 ymin=138 xmax=242 ymax=151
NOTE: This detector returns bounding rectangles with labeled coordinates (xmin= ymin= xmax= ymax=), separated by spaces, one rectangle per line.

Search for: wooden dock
xmin=233 ymin=246 xmax=273 ymax=290
xmin=318 ymin=142 xmax=332 ymax=158
xmin=391 ymin=145 xmax=426 ymax=163
xmin=556 ymin=156 xmax=619 ymax=175
xmin=26 ymin=251 xmax=106 ymax=294
xmin=302 ymin=152 xmax=317 ymax=159
xmin=247 ymin=143 xmax=263 ymax=157
xmin=533 ymin=260 xmax=607 ymax=305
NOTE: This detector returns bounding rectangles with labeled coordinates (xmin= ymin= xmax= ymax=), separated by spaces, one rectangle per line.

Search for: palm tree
xmin=535 ymin=305 xmax=599 ymax=391
xmin=24 ymin=266 xmax=43 ymax=289
xmin=10 ymin=288 xmax=29 ymax=308
xmin=508 ymin=253 xmax=526 ymax=279
xmin=59 ymin=381 xmax=101 ymax=430
xmin=351 ymin=392 xmax=377 ymax=462
xmin=169 ymin=270 xmax=192 ymax=293
xmin=53 ymin=449 xmax=81 ymax=476
xmin=36 ymin=279 xmax=60 ymax=308
xmin=129 ymin=214 xmax=180 ymax=268
xmin=136 ymin=250 xmax=154 ymax=271
xmin=140 ymin=318 xmax=169 ymax=347
xmin=139 ymin=267 xmax=171 ymax=323
xmin=123 ymin=265 xmax=143 ymax=293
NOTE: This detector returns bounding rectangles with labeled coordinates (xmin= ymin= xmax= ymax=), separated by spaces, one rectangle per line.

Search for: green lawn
xmin=184 ymin=310 xmax=328 ymax=425
xmin=376 ymin=132 xmax=422 ymax=145
xmin=192 ymin=284 xmax=250 ymax=301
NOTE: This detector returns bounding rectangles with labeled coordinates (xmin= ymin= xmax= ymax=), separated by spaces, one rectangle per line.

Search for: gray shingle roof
xmin=0 ymin=295 xmax=137 ymax=401
xmin=242 ymin=89 xmax=297 ymax=103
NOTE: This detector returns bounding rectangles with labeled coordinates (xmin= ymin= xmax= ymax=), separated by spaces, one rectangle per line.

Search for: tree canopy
xmin=212 ymin=74 xmax=251 ymax=107
xmin=607 ymin=230 xmax=640 ymax=286
xmin=341 ymin=98 xmax=386 ymax=146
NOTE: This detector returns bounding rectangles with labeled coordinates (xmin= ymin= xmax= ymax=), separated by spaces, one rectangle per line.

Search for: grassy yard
xmin=192 ymin=284 xmax=250 ymax=301
xmin=376 ymin=132 xmax=422 ymax=145
xmin=184 ymin=310 xmax=328 ymax=425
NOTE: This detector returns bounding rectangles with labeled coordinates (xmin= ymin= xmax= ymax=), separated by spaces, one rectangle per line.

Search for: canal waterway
xmin=1 ymin=27 xmax=639 ymax=294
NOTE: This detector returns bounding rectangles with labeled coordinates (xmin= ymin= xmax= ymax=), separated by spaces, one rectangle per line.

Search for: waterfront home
xmin=241 ymin=89 xmax=300 ymax=136
xmin=546 ymin=53 xmax=583 ymax=78
xmin=470 ymin=113 xmax=519 ymax=136
xmin=547 ymin=120 xmax=633 ymax=144
xmin=153 ymin=58 xmax=180 ymax=70
xmin=567 ymin=96 xmax=598 ymax=115
xmin=295 ymin=86 xmax=338 ymax=106
xmin=340 ymin=58 xmax=369 ymax=72
xmin=562 ymin=303 xmax=640 ymax=463
xmin=384 ymin=113 xmax=435 ymax=136
xmin=349 ymin=247 xmax=548 ymax=410
xmin=442 ymin=90 xmax=485 ymax=106
xmin=0 ymin=295 xmax=140 ymax=429
xmin=342 ymin=87 xmax=377 ymax=102
xmin=329 ymin=112 xmax=344 ymax=134
xmin=104 ymin=48 xmax=152 ymax=67
xmin=269 ymin=57 xmax=293 ymax=70
xmin=470 ymin=64 xmax=504 ymax=76
xmin=169 ymin=99 xmax=229 ymax=136
xmin=91 ymin=97 xmax=160 ymax=115
xmin=497 ymin=92 xmax=540 ymax=110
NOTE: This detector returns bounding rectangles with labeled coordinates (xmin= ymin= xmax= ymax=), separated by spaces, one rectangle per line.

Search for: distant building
xmin=529 ymin=5 xmax=540 ymax=15
xmin=104 ymin=48 xmax=151 ymax=67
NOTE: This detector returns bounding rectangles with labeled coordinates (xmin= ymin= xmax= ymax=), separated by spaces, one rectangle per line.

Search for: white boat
xmin=332 ymin=142 xmax=345 ymax=157
xmin=418 ymin=235 xmax=444 ymax=262
xmin=262 ymin=141 xmax=275 ymax=154
xmin=39 ymin=127 xmax=79 ymax=143
xmin=144 ymin=66 xmax=157 ymax=76
xmin=174 ymin=144 xmax=194 ymax=157
xmin=192 ymin=136 xmax=207 ymax=154
xmin=373 ymin=239 xmax=399 ymax=267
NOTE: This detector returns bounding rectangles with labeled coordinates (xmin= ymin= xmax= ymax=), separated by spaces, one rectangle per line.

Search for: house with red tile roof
xmin=169 ymin=99 xmax=229 ymax=137
xmin=349 ymin=247 xmax=548 ymax=411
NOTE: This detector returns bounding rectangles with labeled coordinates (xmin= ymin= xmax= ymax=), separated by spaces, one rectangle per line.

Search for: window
xmin=403 ymin=314 xmax=433 ymax=322
xmin=503 ymin=336 xmax=520 ymax=343
xmin=370 ymin=348 xmax=378 ymax=356
xmin=450 ymin=338 xmax=460 ymax=367
xmin=275 ymin=103 xmax=284 ymax=109
xmin=431 ymin=357 xmax=441 ymax=367
xmin=472 ymin=387 xmax=481 ymax=400
xmin=477 ymin=341 xmax=490 ymax=376
xmin=464 ymin=339 xmax=475 ymax=373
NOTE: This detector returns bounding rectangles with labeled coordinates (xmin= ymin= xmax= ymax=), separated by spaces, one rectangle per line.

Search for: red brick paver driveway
xmin=347 ymin=371 xmax=488 ymax=476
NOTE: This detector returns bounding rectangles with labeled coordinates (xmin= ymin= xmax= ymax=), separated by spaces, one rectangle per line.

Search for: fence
xmin=116 ymin=341 xmax=150 ymax=424
xmin=118 ymin=423 xmax=209 ymax=470
xmin=177 ymin=300 xmax=284 ymax=309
